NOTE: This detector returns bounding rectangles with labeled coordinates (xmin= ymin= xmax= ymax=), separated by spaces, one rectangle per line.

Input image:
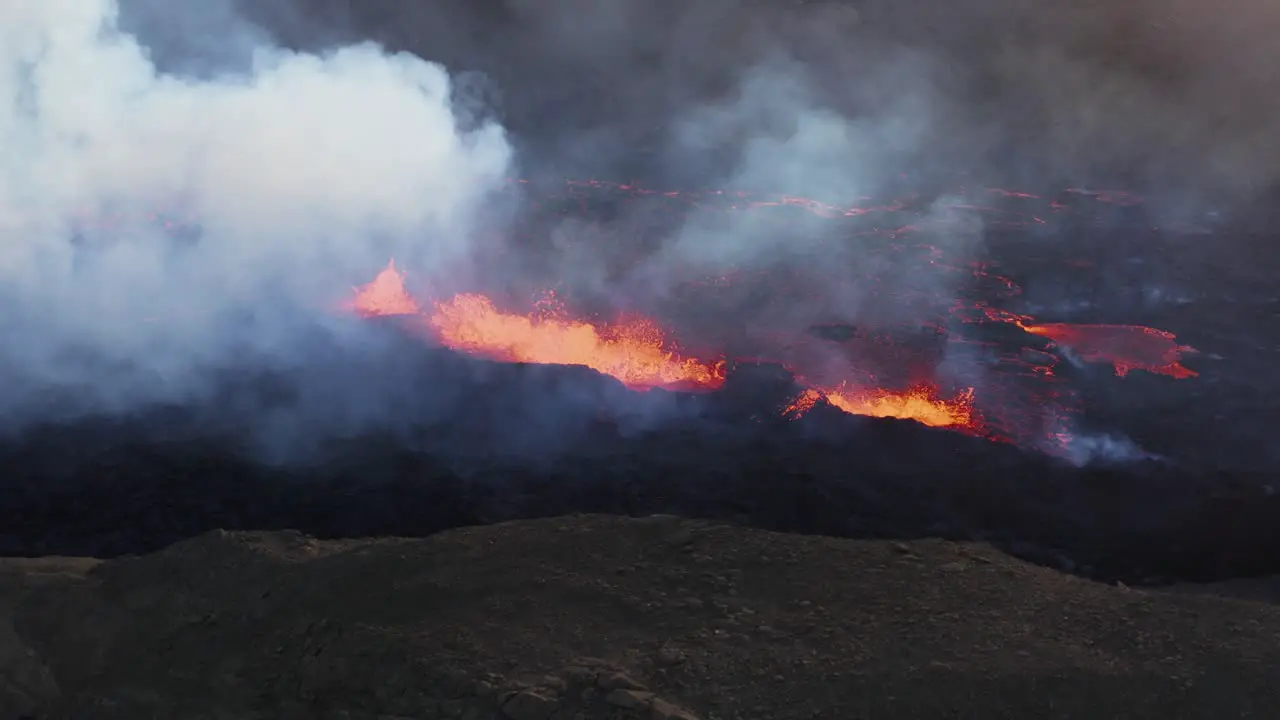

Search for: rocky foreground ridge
xmin=1 ymin=515 xmax=1279 ymax=719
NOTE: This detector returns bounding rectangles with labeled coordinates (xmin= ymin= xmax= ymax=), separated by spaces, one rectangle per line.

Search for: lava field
xmin=3 ymin=180 xmax=1278 ymax=586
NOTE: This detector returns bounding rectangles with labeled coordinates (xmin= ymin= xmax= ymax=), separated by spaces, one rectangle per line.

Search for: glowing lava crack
xmin=429 ymin=293 xmax=727 ymax=392
xmin=347 ymin=261 xmax=725 ymax=392
xmin=784 ymin=385 xmax=978 ymax=430
xmin=335 ymin=181 xmax=1204 ymax=449
xmin=346 ymin=261 xmax=980 ymax=431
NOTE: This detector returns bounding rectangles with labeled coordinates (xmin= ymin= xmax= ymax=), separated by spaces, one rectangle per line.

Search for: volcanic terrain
xmin=4 ymin=181 xmax=1276 ymax=586
xmin=3 ymin=516 xmax=1280 ymax=719
xmin=5 ymin=0 xmax=1280 ymax=717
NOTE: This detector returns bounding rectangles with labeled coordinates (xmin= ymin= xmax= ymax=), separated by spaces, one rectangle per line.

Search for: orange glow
xmin=783 ymin=388 xmax=824 ymax=417
xmin=427 ymin=293 xmax=726 ymax=391
xmin=786 ymin=383 xmax=979 ymax=429
xmin=966 ymin=305 xmax=1199 ymax=380
xmin=1019 ymin=323 xmax=1198 ymax=379
xmin=341 ymin=177 xmax=1204 ymax=451
xmin=344 ymin=262 xmax=978 ymax=428
xmin=827 ymin=384 xmax=977 ymax=427
xmin=344 ymin=259 xmax=421 ymax=317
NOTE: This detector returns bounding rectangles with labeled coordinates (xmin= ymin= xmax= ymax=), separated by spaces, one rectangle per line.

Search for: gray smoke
xmin=0 ymin=0 xmax=513 ymax=451
xmin=8 ymin=0 xmax=1274 ymax=461
xmin=214 ymin=0 xmax=1280 ymax=210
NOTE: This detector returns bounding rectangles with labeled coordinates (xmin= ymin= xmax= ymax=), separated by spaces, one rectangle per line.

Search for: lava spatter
xmin=784 ymin=383 xmax=980 ymax=431
xmin=337 ymin=178 xmax=1204 ymax=449
xmin=427 ymin=293 xmax=727 ymax=392
xmin=345 ymin=261 xmax=726 ymax=392
xmin=343 ymin=260 xmax=982 ymax=427
xmin=344 ymin=259 xmax=422 ymax=317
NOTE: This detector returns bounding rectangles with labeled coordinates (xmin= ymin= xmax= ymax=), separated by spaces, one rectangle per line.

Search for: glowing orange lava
xmin=344 ymin=261 xmax=725 ymax=391
xmin=1019 ymin=323 xmax=1198 ymax=379
xmin=345 ymin=261 xmax=977 ymax=427
xmin=343 ymin=172 xmax=1202 ymax=447
xmin=784 ymin=383 xmax=978 ymax=429
xmin=344 ymin=259 xmax=421 ymax=317
xmin=966 ymin=305 xmax=1199 ymax=380
xmin=428 ymin=293 xmax=726 ymax=391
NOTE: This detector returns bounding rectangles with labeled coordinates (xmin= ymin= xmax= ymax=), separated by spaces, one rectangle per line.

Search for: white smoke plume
xmin=1059 ymin=432 xmax=1160 ymax=468
xmin=0 ymin=0 xmax=512 ymax=433
xmin=595 ymin=52 xmax=987 ymax=371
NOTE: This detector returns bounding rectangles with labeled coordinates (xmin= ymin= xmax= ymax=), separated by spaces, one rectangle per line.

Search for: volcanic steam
xmin=0 ymin=0 xmax=511 ymax=440
xmin=344 ymin=179 xmax=1200 ymax=459
xmin=0 ymin=1 xmax=1208 ymax=469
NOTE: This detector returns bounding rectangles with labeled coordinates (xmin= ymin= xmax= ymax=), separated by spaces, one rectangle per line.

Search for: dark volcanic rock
xmin=0 ymin=347 xmax=1275 ymax=586
xmin=9 ymin=517 xmax=1280 ymax=719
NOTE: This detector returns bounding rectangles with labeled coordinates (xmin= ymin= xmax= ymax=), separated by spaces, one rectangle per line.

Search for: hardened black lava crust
xmin=0 ymin=331 xmax=1276 ymax=587
xmin=6 ymin=195 xmax=1280 ymax=586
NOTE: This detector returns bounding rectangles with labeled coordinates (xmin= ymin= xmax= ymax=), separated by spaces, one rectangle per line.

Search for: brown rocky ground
xmin=1 ymin=515 xmax=1279 ymax=719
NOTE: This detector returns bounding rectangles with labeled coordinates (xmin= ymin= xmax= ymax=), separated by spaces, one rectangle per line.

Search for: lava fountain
xmin=784 ymin=384 xmax=979 ymax=431
xmin=346 ymin=261 xmax=726 ymax=392
xmin=346 ymin=260 xmax=982 ymax=431
xmin=428 ymin=293 xmax=727 ymax=392
xmin=338 ymin=179 xmax=1205 ymax=448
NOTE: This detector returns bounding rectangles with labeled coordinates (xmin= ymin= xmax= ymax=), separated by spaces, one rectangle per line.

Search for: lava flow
xmin=343 ymin=260 xmax=422 ymax=317
xmin=1018 ymin=323 xmax=1198 ymax=379
xmin=969 ymin=305 xmax=1198 ymax=379
xmin=784 ymin=384 xmax=979 ymax=430
xmin=346 ymin=262 xmax=726 ymax=392
xmin=334 ymin=178 xmax=1206 ymax=448
xmin=428 ymin=294 xmax=727 ymax=391
xmin=346 ymin=260 xmax=985 ymax=430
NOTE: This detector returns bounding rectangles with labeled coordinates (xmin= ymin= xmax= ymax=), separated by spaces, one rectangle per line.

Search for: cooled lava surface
xmin=3 ymin=180 xmax=1277 ymax=585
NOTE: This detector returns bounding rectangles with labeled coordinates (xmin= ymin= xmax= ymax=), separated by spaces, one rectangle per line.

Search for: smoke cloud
xmin=6 ymin=0 xmax=1274 ymax=462
xmin=0 ymin=0 xmax=512 ymax=448
xmin=240 ymin=0 xmax=1278 ymax=214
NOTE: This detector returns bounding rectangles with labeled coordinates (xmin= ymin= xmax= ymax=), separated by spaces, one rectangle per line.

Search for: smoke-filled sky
xmin=0 ymin=0 xmax=515 ymax=437
xmin=123 ymin=0 xmax=1278 ymax=203
xmin=1 ymin=0 xmax=1276 ymax=459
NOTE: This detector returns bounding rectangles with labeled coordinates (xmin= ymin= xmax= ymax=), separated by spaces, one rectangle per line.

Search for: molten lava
xmin=785 ymin=384 xmax=979 ymax=430
xmin=336 ymin=179 xmax=1206 ymax=448
xmin=344 ymin=260 xmax=421 ymax=317
xmin=428 ymin=293 xmax=726 ymax=391
xmin=344 ymin=261 xmax=977 ymax=426
xmin=346 ymin=261 xmax=725 ymax=391
xmin=827 ymin=384 xmax=977 ymax=427
xmin=1018 ymin=323 xmax=1198 ymax=379
xmin=344 ymin=257 xmax=986 ymax=426
xmin=966 ymin=305 xmax=1198 ymax=380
